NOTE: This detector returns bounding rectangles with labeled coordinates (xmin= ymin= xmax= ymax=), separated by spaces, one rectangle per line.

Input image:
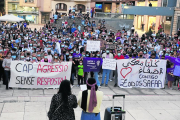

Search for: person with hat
xmin=78 ymin=78 xmax=103 ymax=120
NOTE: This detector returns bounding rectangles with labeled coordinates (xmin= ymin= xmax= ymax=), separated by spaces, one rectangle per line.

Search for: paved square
xmin=0 ymin=81 xmax=179 ymax=120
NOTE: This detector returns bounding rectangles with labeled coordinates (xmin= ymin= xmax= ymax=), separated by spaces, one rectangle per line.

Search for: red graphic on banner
xmin=120 ymin=67 xmax=132 ymax=78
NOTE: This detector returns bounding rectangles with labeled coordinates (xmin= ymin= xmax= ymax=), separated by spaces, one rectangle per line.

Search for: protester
xmin=167 ymin=63 xmax=175 ymax=89
xmin=2 ymin=52 xmax=12 ymax=90
xmin=101 ymin=49 xmax=114 ymax=87
xmin=48 ymin=80 xmax=77 ymax=120
xmin=78 ymin=78 xmax=103 ymax=120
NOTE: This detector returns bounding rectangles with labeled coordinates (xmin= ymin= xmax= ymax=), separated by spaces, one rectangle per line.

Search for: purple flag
xmin=83 ymin=57 xmax=102 ymax=72
xmin=173 ymin=65 xmax=180 ymax=76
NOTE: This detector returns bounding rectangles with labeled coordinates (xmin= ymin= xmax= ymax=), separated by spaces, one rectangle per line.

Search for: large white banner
xmin=9 ymin=61 xmax=72 ymax=88
xmin=102 ymin=58 xmax=116 ymax=70
xmin=87 ymin=40 xmax=100 ymax=51
xmin=117 ymin=59 xmax=167 ymax=88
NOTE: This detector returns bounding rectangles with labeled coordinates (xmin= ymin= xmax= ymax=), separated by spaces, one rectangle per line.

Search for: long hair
xmin=58 ymin=80 xmax=71 ymax=104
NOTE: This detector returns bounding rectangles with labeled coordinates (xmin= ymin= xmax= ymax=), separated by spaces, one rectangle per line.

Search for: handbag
xmin=48 ymin=102 xmax=63 ymax=120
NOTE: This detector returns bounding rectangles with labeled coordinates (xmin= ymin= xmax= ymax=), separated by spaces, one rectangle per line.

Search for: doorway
xmin=41 ymin=12 xmax=50 ymax=24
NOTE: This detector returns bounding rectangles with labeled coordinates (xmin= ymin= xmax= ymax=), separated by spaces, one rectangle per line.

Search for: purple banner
xmin=173 ymin=66 xmax=180 ymax=77
xmin=83 ymin=57 xmax=102 ymax=72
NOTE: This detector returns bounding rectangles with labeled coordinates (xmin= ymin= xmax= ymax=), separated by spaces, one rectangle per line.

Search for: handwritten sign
xmin=117 ymin=59 xmax=167 ymax=88
xmin=102 ymin=59 xmax=116 ymax=70
xmin=105 ymin=44 xmax=117 ymax=49
xmin=87 ymin=40 xmax=100 ymax=51
xmin=9 ymin=61 xmax=72 ymax=88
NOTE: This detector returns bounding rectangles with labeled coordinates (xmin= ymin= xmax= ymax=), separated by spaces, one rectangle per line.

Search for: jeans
xmin=109 ymin=70 xmax=114 ymax=80
xmin=84 ymin=72 xmax=88 ymax=83
xmin=81 ymin=111 xmax=100 ymax=120
xmin=4 ymin=70 xmax=10 ymax=89
xmin=101 ymin=69 xmax=111 ymax=85
xmin=94 ymin=72 xmax=100 ymax=86
xmin=70 ymin=72 xmax=75 ymax=85
xmin=115 ymin=69 xmax=118 ymax=85
xmin=78 ymin=75 xmax=84 ymax=85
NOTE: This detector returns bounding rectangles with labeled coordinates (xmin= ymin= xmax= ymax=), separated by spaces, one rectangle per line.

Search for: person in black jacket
xmin=48 ymin=80 xmax=77 ymax=120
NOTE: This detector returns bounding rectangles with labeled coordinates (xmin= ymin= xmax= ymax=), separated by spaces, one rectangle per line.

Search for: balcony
xmin=8 ymin=10 xmax=39 ymax=14
xmin=19 ymin=0 xmax=39 ymax=7
xmin=122 ymin=6 xmax=175 ymax=16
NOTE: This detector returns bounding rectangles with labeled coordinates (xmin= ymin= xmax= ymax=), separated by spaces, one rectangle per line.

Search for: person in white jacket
xmin=101 ymin=49 xmax=113 ymax=87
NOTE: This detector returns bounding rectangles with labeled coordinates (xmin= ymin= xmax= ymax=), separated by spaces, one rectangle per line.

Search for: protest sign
xmin=105 ymin=44 xmax=117 ymax=50
xmin=83 ymin=57 xmax=102 ymax=72
xmin=102 ymin=59 xmax=116 ymax=70
xmin=173 ymin=65 xmax=180 ymax=77
xmin=87 ymin=40 xmax=100 ymax=51
xmin=9 ymin=61 xmax=72 ymax=88
xmin=117 ymin=59 xmax=166 ymax=88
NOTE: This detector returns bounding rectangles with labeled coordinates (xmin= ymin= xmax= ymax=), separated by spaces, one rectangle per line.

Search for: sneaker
xmin=98 ymin=86 xmax=101 ymax=88
xmin=77 ymin=85 xmax=80 ymax=87
xmin=105 ymin=84 xmax=108 ymax=87
xmin=114 ymin=84 xmax=117 ymax=87
xmin=109 ymin=79 xmax=112 ymax=82
xmin=100 ymin=83 xmax=104 ymax=86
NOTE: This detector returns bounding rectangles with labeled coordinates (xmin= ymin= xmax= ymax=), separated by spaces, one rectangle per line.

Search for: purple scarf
xmin=86 ymin=80 xmax=97 ymax=113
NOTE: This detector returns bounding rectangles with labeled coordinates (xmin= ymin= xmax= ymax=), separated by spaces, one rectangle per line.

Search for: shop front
xmin=8 ymin=3 xmax=39 ymax=24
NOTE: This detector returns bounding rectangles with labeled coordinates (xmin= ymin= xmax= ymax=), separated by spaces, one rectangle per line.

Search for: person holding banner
xmin=48 ymin=80 xmax=77 ymax=120
xmin=41 ymin=53 xmax=51 ymax=63
xmin=167 ymin=63 xmax=175 ymax=89
xmin=101 ymin=49 xmax=113 ymax=87
xmin=2 ymin=52 xmax=12 ymax=90
xmin=114 ymin=50 xmax=124 ymax=87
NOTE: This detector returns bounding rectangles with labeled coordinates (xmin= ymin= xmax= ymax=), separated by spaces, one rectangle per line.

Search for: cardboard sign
xmin=87 ymin=40 xmax=100 ymax=51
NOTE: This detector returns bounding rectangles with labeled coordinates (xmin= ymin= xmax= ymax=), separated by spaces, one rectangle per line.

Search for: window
xmin=25 ymin=0 xmax=34 ymax=3
xmin=162 ymin=0 xmax=168 ymax=7
xmin=75 ymin=4 xmax=85 ymax=12
xmin=55 ymin=3 xmax=67 ymax=11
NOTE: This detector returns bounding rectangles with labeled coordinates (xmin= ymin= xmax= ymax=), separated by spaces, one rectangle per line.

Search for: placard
xmin=83 ymin=57 xmax=102 ymax=72
xmin=102 ymin=59 xmax=116 ymax=70
xmin=117 ymin=59 xmax=166 ymax=88
xmin=87 ymin=40 xmax=100 ymax=51
xmin=105 ymin=44 xmax=117 ymax=49
xmin=9 ymin=61 xmax=72 ymax=88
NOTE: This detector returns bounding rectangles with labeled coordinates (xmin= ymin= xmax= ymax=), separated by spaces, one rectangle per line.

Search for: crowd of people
xmin=0 ymin=12 xmax=180 ymax=91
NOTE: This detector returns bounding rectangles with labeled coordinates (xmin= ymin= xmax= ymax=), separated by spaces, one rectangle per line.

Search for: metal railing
xmin=8 ymin=10 xmax=39 ymax=14
xmin=95 ymin=12 xmax=134 ymax=19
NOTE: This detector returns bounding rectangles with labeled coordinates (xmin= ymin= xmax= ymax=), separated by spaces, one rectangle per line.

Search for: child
xmin=167 ymin=63 xmax=175 ymax=89
xmin=78 ymin=60 xmax=84 ymax=86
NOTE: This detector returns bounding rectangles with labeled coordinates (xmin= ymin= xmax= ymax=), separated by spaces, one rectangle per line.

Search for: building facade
xmin=121 ymin=0 xmax=176 ymax=35
xmin=172 ymin=0 xmax=180 ymax=35
xmin=5 ymin=0 xmax=52 ymax=24
xmin=51 ymin=0 xmax=91 ymax=16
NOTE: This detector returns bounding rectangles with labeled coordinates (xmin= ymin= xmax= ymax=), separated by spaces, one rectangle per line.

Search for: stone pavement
xmin=0 ymin=81 xmax=179 ymax=120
